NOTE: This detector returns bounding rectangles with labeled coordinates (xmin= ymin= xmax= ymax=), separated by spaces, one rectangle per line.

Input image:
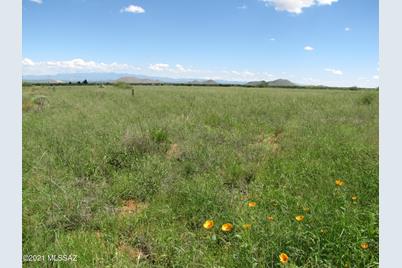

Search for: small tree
xmin=83 ymin=79 xmax=88 ymax=84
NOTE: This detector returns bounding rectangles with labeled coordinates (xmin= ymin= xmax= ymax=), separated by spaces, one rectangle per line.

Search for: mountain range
xmin=23 ymin=73 xmax=298 ymax=87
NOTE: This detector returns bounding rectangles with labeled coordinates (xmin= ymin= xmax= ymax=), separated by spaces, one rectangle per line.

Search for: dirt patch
xmin=166 ymin=143 xmax=183 ymax=160
xmin=254 ymin=129 xmax=283 ymax=154
xmin=119 ymin=200 xmax=149 ymax=216
xmin=95 ymin=230 xmax=103 ymax=240
xmin=118 ymin=243 xmax=147 ymax=261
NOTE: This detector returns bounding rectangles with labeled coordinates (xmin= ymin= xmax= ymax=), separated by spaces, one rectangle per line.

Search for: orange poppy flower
xmin=295 ymin=215 xmax=305 ymax=222
xmin=221 ymin=223 xmax=233 ymax=232
xmin=279 ymin=252 xmax=289 ymax=264
xmin=360 ymin=242 xmax=369 ymax=250
xmin=352 ymin=196 xmax=358 ymax=201
xmin=248 ymin=201 xmax=257 ymax=207
xmin=267 ymin=216 xmax=274 ymax=221
xmin=242 ymin=223 xmax=252 ymax=230
xmin=203 ymin=220 xmax=214 ymax=230
xmin=335 ymin=179 xmax=345 ymax=186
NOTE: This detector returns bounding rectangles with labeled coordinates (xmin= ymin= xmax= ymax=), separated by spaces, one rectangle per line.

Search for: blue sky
xmin=22 ymin=0 xmax=379 ymax=87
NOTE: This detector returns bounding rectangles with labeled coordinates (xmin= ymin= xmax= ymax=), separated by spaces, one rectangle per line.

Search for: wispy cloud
xmin=149 ymin=63 xmax=194 ymax=73
xmin=22 ymin=58 xmax=280 ymax=82
xmin=120 ymin=5 xmax=145 ymax=14
xmin=345 ymin=27 xmax=351 ymax=31
xmin=325 ymin=68 xmax=343 ymax=75
xmin=261 ymin=0 xmax=338 ymax=14
xmin=22 ymin=58 xmax=141 ymax=75
xmin=304 ymin=46 xmax=314 ymax=51
xmin=237 ymin=4 xmax=248 ymax=9
xmin=373 ymin=75 xmax=379 ymax=80
xmin=30 ymin=0 xmax=43 ymax=4
xmin=149 ymin=63 xmax=170 ymax=71
xmin=269 ymin=37 xmax=276 ymax=41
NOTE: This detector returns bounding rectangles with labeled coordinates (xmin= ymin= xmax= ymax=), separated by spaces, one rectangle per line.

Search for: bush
xmin=32 ymin=95 xmax=49 ymax=111
xmin=22 ymin=97 xmax=34 ymax=112
xmin=360 ymin=94 xmax=375 ymax=105
xmin=114 ymin=81 xmax=131 ymax=89
xmin=150 ymin=128 xmax=169 ymax=144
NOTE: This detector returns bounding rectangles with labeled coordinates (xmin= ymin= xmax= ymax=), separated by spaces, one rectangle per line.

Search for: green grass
xmin=23 ymin=85 xmax=378 ymax=267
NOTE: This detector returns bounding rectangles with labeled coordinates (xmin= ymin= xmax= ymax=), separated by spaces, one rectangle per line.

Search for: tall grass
xmin=23 ymin=85 xmax=378 ymax=267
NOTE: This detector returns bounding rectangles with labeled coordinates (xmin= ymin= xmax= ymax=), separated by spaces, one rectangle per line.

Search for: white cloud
xmin=175 ymin=64 xmax=195 ymax=73
xmin=270 ymin=37 xmax=276 ymax=41
xmin=149 ymin=63 xmax=170 ymax=71
xmin=316 ymin=0 xmax=337 ymax=5
xmin=261 ymin=0 xmax=337 ymax=14
xmin=148 ymin=63 xmax=195 ymax=73
xmin=304 ymin=46 xmax=314 ymax=51
xmin=373 ymin=75 xmax=379 ymax=80
xmin=146 ymin=65 xmax=276 ymax=81
xmin=344 ymin=27 xmax=351 ymax=31
xmin=325 ymin=68 xmax=343 ymax=75
xmin=175 ymin=64 xmax=186 ymax=72
xmin=22 ymin=58 xmax=34 ymax=66
xmin=30 ymin=0 xmax=43 ymax=4
xmin=22 ymin=58 xmax=279 ymax=82
xmin=237 ymin=4 xmax=248 ymax=9
xmin=22 ymin=58 xmax=141 ymax=75
xmin=120 ymin=5 xmax=145 ymax=14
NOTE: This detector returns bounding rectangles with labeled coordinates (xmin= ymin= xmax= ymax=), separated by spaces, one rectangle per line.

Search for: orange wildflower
xmin=336 ymin=179 xmax=345 ymax=186
xmin=248 ymin=201 xmax=257 ymax=207
xmin=242 ymin=223 xmax=252 ymax=230
xmin=360 ymin=242 xmax=369 ymax=250
xmin=203 ymin=220 xmax=214 ymax=230
xmin=279 ymin=252 xmax=289 ymax=264
xmin=221 ymin=223 xmax=233 ymax=232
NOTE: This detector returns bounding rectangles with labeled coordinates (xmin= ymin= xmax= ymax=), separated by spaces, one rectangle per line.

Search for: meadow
xmin=22 ymin=85 xmax=378 ymax=267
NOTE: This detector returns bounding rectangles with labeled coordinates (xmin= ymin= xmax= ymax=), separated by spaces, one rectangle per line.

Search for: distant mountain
xmin=23 ymin=72 xmax=221 ymax=84
xmin=189 ymin=79 xmax=218 ymax=85
xmin=268 ymin=79 xmax=297 ymax=87
xmin=246 ymin=79 xmax=297 ymax=87
xmin=115 ymin=76 xmax=160 ymax=84
xmin=23 ymin=73 xmax=126 ymax=82
xmin=23 ymin=72 xmax=300 ymax=88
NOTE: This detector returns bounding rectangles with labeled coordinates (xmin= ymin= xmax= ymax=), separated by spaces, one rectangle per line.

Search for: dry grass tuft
xmin=254 ymin=128 xmax=283 ymax=153
xmin=22 ymin=98 xmax=34 ymax=112
xmin=118 ymin=243 xmax=147 ymax=261
xmin=166 ymin=143 xmax=183 ymax=160
xmin=119 ymin=200 xmax=149 ymax=216
xmin=121 ymin=130 xmax=151 ymax=154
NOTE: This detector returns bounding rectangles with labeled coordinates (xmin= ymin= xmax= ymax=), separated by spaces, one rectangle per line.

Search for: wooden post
xmin=131 ymin=88 xmax=134 ymax=97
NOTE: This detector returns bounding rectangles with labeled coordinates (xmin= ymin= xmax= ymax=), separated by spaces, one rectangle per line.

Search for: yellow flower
xmin=335 ymin=179 xmax=345 ymax=186
xmin=221 ymin=223 xmax=233 ymax=232
xmin=203 ymin=220 xmax=214 ymax=230
xmin=267 ymin=216 xmax=274 ymax=221
xmin=360 ymin=242 xmax=369 ymax=250
xmin=295 ymin=215 xmax=305 ymax=222
xmin=242 ymin=223 xmax=252 ymax=230
xmin=352 ymin=196 xmax=358 ymax=201
xmin=248 ymin=201 xmax=257 ymax=207
xmin=279 ymin=252 xmax=289 ymax=264
xmin=303 ymin=207 xmax=310 ymax=213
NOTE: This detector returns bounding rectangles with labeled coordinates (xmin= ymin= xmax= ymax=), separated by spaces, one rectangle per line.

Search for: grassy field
xmin=22 ymin=85 xmax=378 ymax=267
